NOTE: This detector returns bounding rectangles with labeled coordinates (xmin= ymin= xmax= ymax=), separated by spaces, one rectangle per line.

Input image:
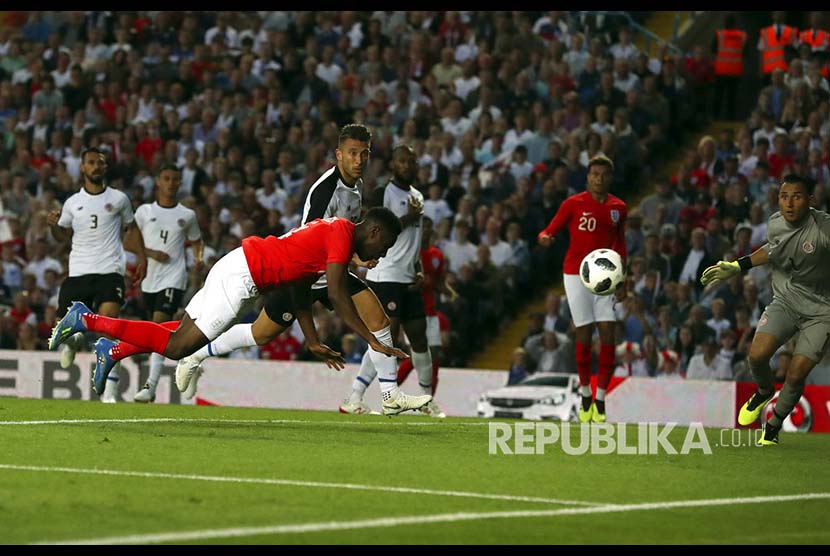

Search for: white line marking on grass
xmin=0 ymin=464 xmax=600 ymax=507
xmin=35 ymin=492 xmax=830 ymax=545
xmin=0 ymin=417 xmax=492 ymax=427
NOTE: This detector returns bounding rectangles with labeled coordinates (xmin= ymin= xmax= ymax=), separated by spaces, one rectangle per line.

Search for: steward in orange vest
xmin=759 ymin=16 xmax=797 ymax=74
xmin=715 ymin=28 xmax=747 ymax=76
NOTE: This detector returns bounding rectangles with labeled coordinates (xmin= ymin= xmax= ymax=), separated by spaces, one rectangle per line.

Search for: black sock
xmin=595 ymin=399 xmax=605 ymax=414
xmin=581 ymin=395 xmax=592 ymax=411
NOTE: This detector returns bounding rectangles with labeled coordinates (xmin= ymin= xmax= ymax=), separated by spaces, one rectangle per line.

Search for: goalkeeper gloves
xmin=700 ymin=260 xmax=741 ymax=287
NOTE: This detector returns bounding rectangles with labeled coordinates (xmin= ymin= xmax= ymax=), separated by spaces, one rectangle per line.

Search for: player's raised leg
xmin=739 ymin=331 xmax=782 ymax=426
xmin=740 ymin=302 xmax=797 ymax=427
xmin=759 ymin=321 xmax=828 ymax=445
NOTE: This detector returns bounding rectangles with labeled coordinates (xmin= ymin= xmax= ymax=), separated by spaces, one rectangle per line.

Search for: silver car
xmin=477 ymin=372 xmax=580 ymax=421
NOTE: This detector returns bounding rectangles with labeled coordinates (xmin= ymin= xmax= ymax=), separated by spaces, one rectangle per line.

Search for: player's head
xmin=391 ymin=144 xmax=417 ymax=187
xmin=80 ymin=147 xmax=107 ymax=186
xmin=586 ymin=155 xmax=614 ymax=195
xmin=155 ymin=164 xmax=182 ymax=199
xmin=778 ymin=174 xmax=814 ymax=224
xmin=354 ymin=206 xmax=402 ymax=261
xmin=336 ymin=123 xmax=372 ymax=185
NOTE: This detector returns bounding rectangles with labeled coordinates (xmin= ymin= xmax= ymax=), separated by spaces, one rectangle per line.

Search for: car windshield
xmin=518 ymin=375 xmax=571 ymax=387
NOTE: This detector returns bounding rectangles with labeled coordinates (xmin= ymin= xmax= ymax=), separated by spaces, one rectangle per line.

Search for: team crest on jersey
xmin=610 ymin=209 xmax=620 ymax=223
xmin=177 ymin=218 xmax=186 ymax=228
xmin=432 ymin=257 xmax=440 ymax=270
xmin=104 ymin=203 xmax=113 ymax=212
xmin=387 ymin=301 xmax=397 ymax=311
xmin=803 ymin=240 xmax=814 ymax=254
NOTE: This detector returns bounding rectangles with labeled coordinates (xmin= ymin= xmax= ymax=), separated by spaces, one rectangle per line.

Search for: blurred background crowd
xmin=1 ymin=11 xmax=828 ymax=384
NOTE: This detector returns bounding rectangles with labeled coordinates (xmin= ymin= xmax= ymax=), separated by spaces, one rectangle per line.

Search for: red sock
xmin=431 ymin=360 xmax=440 ymax=396
xmin=84 ymin=314 xmax=173 ymax=356
xmin=110 ymin=321 xmax=180 ymax=361
xmin=397 ymin=358 xmax=414 ymax=385
xmin=576 ymin=341 xmax=593 ymax=387
xmin=597 ymin=343 xmax=615 ymax=391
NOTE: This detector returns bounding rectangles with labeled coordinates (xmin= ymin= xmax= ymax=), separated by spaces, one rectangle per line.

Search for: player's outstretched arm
xmin=326 ymin=261 xmax=409 ymax=360
xmin=701 ymin=246 xmax=769 ymax=287
xmin=290 ymin=281 xmax=345 ymax=371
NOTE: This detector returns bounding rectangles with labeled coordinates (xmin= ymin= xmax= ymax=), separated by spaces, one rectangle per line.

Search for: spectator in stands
xmin=507 ymin=346 xmax=530 ymax=385
xmin=686 ymin=330 xmax=732 ymax=381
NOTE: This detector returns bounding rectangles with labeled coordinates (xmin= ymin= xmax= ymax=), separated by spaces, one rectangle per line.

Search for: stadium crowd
xmin=1 ymin=11 xmax=827 ymax=383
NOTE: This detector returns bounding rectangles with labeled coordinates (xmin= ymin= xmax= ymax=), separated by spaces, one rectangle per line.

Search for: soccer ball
xmin=579 ymin=249 xmax=625 ymax=296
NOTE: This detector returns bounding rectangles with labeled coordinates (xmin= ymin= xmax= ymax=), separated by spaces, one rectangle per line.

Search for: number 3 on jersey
xmin=578 ymin=215 xmax=596 ymax=232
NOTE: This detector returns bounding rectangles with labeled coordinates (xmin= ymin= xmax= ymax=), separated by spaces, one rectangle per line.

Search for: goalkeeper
xmin=701 ymin=175 xmax=830 ymax=445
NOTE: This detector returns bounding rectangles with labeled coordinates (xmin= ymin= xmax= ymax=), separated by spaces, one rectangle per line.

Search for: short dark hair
xmin=158 ymin=163 xmax=180 ymax=175
xmin=364 ymin=206 xmax=402 ymax=238
xmin=338 ymin=123 xmax=372 ymax=146
xmin=587 ymin=155 xmax=614 ymax=172
xmin=392 ymin=144 xmax=414 ymax=158
xmin=80 ymin=147 xmax=107 ymax=163
xmin=781 ymin=174 xmax=814 ymax=195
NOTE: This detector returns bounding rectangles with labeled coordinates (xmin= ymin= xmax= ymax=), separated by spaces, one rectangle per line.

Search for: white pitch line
xmin=36 ymin=492 xmax=830 ymax=545
xmin=0 ymin=464 xmax=601 ymax=507
xmin=0 ymin=417 xmax=491 ymax=427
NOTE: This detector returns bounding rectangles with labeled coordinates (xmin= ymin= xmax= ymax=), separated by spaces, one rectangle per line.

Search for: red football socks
xmin=109 ymin=321 xmax=181 ymax=361
xmin=84 ymin=315 xmax=175 ymax=357
xmin=575 ymin=340 xmax=593 ymax=387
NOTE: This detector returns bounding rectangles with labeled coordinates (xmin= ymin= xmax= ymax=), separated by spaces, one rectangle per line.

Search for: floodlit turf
xmin=1 ymin=397 xmax=829 ymax=544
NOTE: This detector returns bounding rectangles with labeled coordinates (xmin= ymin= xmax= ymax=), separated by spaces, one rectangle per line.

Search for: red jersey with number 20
xmin=538 ymin=191 xmax=628 ymax=274
xmin=242 ymin=217 xmax=355 ymax=290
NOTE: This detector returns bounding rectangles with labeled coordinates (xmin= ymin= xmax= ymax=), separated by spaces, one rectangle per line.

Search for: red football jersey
xmin=538 ymin=191 xmax=627 ymax=274
xmin=420 ymin=245 xmax=446 ymax=316
xmin=242 ymin=217 xmax=355 ymax=290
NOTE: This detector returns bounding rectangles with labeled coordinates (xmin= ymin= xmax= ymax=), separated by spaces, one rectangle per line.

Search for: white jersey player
xmin=133 ymin=164 xmax=204 ymax=403
xmin=345 ymin=145 xmax=446 ymax=418
xmin=47 ymin=147 xmax=147 ymax=403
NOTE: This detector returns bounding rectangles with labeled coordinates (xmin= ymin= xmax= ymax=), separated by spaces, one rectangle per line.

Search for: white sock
xmin=411 ymin=350 xmax=433 ymax=396
xmin=579 ymin=385 xmax=592 ymax=398
xmin=596 ymin=388 xmax=607 ymax=402
xmin=147 ymin=352 xmax=164 ymax=389
xmin=349 ymin=350 xmax=377 ymax=404
xmin=195 ymin=323 xmax=256 ymax=361
xmin=368 ymin=326 xmax=399 ymax=400
xmin=103 ymin=362 xmax=120 ymax=399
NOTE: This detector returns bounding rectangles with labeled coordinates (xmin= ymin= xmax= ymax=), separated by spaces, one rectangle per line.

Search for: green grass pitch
xmin=1 ymin=397 xmax=829 ymax=544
